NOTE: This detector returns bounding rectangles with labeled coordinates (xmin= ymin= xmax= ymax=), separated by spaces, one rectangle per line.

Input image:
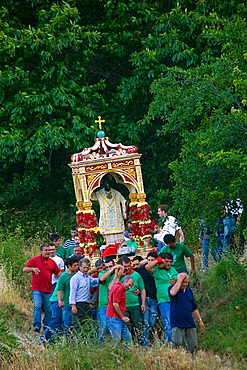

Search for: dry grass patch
xmin=2 ymin=342 xmax=247 ymax=370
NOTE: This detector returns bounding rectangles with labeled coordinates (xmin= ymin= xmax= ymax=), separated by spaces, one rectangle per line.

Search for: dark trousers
xmin=124 ymin=305 xmax=142 ymax=343
xmin=73 ymin=302 xmax=91 ymax=331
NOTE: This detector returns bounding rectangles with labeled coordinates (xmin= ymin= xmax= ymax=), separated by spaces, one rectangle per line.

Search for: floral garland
xmin=129 ymin=200 xmax=141 ymax=236
xmin=129 ymin=201 xmax=152 ymax=238
xmin=76 ymin=210 xmax=98 ymax=256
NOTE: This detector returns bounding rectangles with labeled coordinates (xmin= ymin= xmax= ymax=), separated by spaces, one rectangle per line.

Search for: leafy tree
xmin=142 ymin=2 xmax=247 ymax=235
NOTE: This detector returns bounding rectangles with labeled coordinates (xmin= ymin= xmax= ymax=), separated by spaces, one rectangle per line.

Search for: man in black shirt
xmin=135 ymin=251 xmax=158 ymax=346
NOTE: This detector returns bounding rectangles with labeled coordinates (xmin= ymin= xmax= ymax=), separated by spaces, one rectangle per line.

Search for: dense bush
xmin=194 ymin=257 xmax=247 ymax=358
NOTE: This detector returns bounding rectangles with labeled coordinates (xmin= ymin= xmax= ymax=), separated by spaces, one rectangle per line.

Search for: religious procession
xmin=23 ymin=117 xmax=210 ymax=353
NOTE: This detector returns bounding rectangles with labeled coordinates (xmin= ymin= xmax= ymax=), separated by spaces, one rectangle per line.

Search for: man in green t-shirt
xmin=65 ymin=235 xmax=81 ymax=258
xmin=125 ymin=230 xmax=139 ymax=253
xmin=146 ymin=252 xmax=178 ymax=344
xmin=160 ymin=234 xmax=196 ymax=275
xmin=50 ymin=232 xmax=67 ymax=261
xmin=120 ymin=257 xmax=146 ymax=343
xmin=57 ymin=256 xmax=80 ymax=330
xmin=97 ymin=258 xmax=119 ymax=342
xmin=38 ymin=256 xmax=79 ymax=343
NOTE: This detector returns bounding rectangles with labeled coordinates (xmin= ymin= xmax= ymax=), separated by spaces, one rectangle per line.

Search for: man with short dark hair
xmin=39 ymin=256 xmax=80 ymax=343
xmin=23 ymin=244 xmax=62 ymax=332
xmin=106 ymin=276 xmax=134 ymax=345
xmin=49 ymin=243 xmax=65 ymax=290
xmin=89 ymin=260 xmax=106 ymax=320
xmin=157 ymin=205 xmax=184 ymax=243
xmin=135 ymin=251 xmax=158 ymax=346
xmin=50 ymin=233 xmax=66 ymax=260
xmin=160 ymin=234 xmax=196 ymax=275
xmin=120 ymin=257 xmax=146 ymax=343
xmin=146 ymin=252 xmax=177 ymax=344
xmin=132 ymin=255 xmax=143 ymax=269
xmin=66 ymin=234 xmax=80 ymax=258
xmin=68 ymin=244 xmax=84 ymax=259
xmin=97 ymin=258 xmax=116 ymax=342
xmin=57 ymin=256 xmax=80 ymax=332
xmin=64 ymin=225 xmax=78 ymax=250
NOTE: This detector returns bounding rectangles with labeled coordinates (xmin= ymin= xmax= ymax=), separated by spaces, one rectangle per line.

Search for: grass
xmin=0 ymin=227 xmax=247 ymax=368
xmin=192 ymin=256 xmax=247 ymax=358
xmin=2 ymin=339 xmax=247 ymax=370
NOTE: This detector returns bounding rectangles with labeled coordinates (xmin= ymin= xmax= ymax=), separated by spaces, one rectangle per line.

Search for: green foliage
xmin=0 ymin=226 xmax=31 ymax=294
xmin=1 ymin=0 xmax=247 ymax=243
xmin=0 ymin=311 xmax=19 ymax=360
xmin=195 ymin=258 xmax=247 ymax=358
xmin=141 ymin=2 xmax=247 ymax=231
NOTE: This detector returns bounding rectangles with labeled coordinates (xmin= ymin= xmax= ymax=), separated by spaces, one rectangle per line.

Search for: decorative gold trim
xmin=86 ymin=164 xmax=108 ymax=172
xmin=112 ymin=160 xmax=134 ymax=168
xmin=86 ymin=173 xmax=98 ymax=185
xmin=124 ymin=168 xmax=136 ymax=178
xmin=137 ymin=193 xmax=146 ymax=203
xmin=129 ymin=193 xmax=138 ymax=202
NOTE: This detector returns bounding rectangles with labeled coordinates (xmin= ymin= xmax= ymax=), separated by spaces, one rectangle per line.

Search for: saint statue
xmin=91 ymin=176 xmax=127 ymax=245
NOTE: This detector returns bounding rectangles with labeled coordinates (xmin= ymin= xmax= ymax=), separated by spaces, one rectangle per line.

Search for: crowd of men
xmin=23 ymin=205 xmax=205 ymax=353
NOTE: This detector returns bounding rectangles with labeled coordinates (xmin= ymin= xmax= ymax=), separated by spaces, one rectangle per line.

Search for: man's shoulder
xmin=59 ymin=271 xmax=72 ymax=280
xmin=175 ymin=242 xmax=183 ymax=249
xmin=70 ymin=271 xmax=79 ymax=280
xmin=177 ymin=242 xmax=192 ymax=254
xmin=65 ymin=238 xmax=73 ymax=243
xmin=52 ymin=255 xmax=64 ymax=262
xmin=25 ymin=255 xmax=40 ymax=265
xmin=167 ymin=215 xmax=176 ymax=221
xmin=111 ymin=282 xmax=123 ymax=292
xmin=170 ymin=266 xmax=178 ymax=273
xmin=129 ymin=270 xmax=141 ymax=279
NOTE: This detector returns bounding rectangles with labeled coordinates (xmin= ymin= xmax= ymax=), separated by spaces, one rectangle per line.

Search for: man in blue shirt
xmin=69 ymin=258 xmax=118 ymax=330
xmin=168 ymin=273 xmax=205 ymax=353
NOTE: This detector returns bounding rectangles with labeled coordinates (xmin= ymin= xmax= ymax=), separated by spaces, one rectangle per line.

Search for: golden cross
xmin=95 ymin=116 xmax=105 ymax=130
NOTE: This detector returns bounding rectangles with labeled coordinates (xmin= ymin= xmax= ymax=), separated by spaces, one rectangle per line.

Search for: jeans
xmin=32 ymin=290 xmax=52 ymax=329
xmin=108 ymin=317 xmax=132 ymax=345
xmin=214 ymin=235 xmax=233 ymax=261
xmin=97 ymin=307 xmax=110 ymax=342
xmin=158 ymin=302 xmax=172 ymax=343
xmin=141 ymin=297 xmax=158 ymax=346
xmin=89 ymin=304 xmax=97 ymax=321
xmin=62 ymin=306 xmax=73 ymax=330
xmin=42 ymin=301 xmax=63 ymax=341
xmin=202 ymin=238 xmax=210 ymax=269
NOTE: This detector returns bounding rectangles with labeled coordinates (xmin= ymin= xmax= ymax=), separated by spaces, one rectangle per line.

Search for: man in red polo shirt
xmin=106 ymin=276 xmax=134 ymax=345
xmin=23 ymin=244 xmax=62 ymax=332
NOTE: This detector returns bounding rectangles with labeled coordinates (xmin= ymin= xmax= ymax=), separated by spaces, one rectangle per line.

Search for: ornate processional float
xmin=69 ymin=116 xmax=152 ymax=257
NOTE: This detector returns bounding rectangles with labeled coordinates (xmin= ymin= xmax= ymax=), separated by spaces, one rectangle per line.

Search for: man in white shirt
xmin=157 ymin=205 xmax=184 ymax=243
xmin=49 ymin=243 xmax=65 ymax=290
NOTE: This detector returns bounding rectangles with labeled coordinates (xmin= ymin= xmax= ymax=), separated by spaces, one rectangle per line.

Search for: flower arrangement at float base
xmin=129 ymin=200 xmax=152 ymax=238
xmin=76 ymin=210 xmax=98 ymax=256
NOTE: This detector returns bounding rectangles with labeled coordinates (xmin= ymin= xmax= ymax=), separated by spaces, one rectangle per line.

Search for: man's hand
xmin=32 ymin=268 xmax=40 ymax=275
xmin=122 ymin=316 xmax=130 ymax=323
xmin=133 ymin=288 xmax=140 ymax=296
xmin=199 ymin=320 xmax=205 ymax=332
xmin=115 ymin=265 xmax=124 ymax=277
xmin=178 ymin=272 xmax=188 ymax=280
xmin=168 ymin=279 xmax=177 ymax=285
xmin=58 ymin=300 xmax=64 ymax=308
xmin=71 ymin=304 xmax=77 ymax=314
xmin=141 ymin=304 xmax=146 ymax=313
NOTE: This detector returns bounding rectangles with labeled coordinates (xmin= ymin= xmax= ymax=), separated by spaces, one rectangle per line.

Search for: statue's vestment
xmin=91 ymin=188 xmax=126 ymax=245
